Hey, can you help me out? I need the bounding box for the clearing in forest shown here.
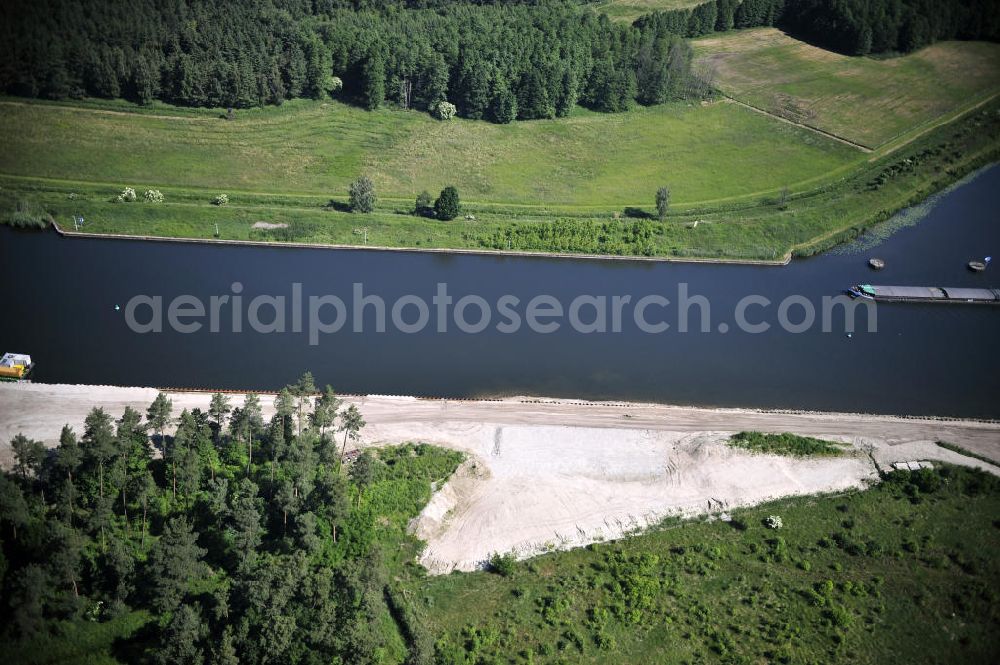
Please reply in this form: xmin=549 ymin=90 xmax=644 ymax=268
xmin=693 ymin=28 xmax=1000 ymax=148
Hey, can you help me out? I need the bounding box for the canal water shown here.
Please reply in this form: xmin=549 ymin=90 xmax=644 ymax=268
xmin=2 ymin=167 xmax=999 ymax=418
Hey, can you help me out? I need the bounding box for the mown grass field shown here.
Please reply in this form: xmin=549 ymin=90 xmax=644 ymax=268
xmin=0 ymin=97 xmax=858 ymax=206
xmin=422 ymin=465 xmax=1000 ymax=664
xmin=693 ymin=29 xmax=1000 ymax=148
xmin=3 ymin=95 xmax=997 ymax=261
xmin=591 ymin=0 xmax=702 ymax=23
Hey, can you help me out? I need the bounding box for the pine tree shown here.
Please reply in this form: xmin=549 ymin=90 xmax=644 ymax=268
xmin=517 ymin=70 xmax=554 ymax=120
xmin=147 ymin=517 xmax=208 ymax=613
xmin=349 ymin=176 xmax=377 ymax=213
xmin=434 ymin=186 xmax=461 ymax=221
xmin=361 ymin=52 xmax=385 ymax=110
xmin=491 ymin=78 xmax=518 ymax=124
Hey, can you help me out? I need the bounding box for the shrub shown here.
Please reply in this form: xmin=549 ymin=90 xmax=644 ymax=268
xmin=415 ymin=190 xmax=433 ymax=216
xmin=349 ymin=176 xmax=376 ymax=213
xmin=488 ymin=551 xmax=516 ymax=577
xmin=143 ymin=189 xmax=164 ymax=203
xmin=115 ymin=186 xmax=137 ymax=203
xmin=730 ymin=432 xmax=845 ymax=457
xmin=765 ymin=515 xmax=783 ymax=529
xmin=212 ymin=194 xmax=229 ymax=206
xmin=2 ymin=199 xmax=51 ymax=229
xmin=434 ymin=186 xmax=460 ymax=221
xmin=824 ymin=605 xmax=854 ymax=628
xmin=433 ymin=100 xmax=456 ymax=120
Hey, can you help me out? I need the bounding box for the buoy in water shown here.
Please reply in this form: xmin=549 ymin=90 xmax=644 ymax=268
xmin=968 ymin=261 xmax=986 ymax=272
xmin=114 ymin=304 xmax=121 ymax=311
xmin=868 ymin=258 xmax=885 ymax=270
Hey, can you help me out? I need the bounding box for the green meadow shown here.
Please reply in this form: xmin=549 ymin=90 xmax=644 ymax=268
xmin=693 ymin=29 xmax=1000 ymax=148
xmin=423 ymin=465 xmax=1000 ymax=664
xmin=0 ymin=98 xmax=857 ymax=207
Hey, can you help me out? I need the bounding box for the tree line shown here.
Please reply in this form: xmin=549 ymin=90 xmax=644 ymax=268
xmin=0 ymin=0 xmax=705 ymax=120
xmin=0 ymin=373 xmax=464 ymax=663
xmin=635 ymin=0 xmax=1000 ymax=55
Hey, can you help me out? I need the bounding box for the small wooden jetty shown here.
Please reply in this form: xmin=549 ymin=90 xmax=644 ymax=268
xmin=865 ymin=285 xmax=1000 ymax=304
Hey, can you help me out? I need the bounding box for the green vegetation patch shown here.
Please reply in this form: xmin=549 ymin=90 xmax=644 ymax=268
xmin=0 ymin=98 xmax=859 ymax=206
xmin=0 ymin=197 xmax=51 ymax=229
xmin=592 ymin=0 xmax=705 ymax=23
xmin=424 ymin=465 xmax=1000 ymax=664
xmin=936 ymin=441 xmax=1000 ymax=467
xmin=0 ymin=376 xmax=463 ymax=665
xmin=693 ymin=29 xmax=1000 ymax=148
xmin=729 ymin=431 xmax=848 ymax=457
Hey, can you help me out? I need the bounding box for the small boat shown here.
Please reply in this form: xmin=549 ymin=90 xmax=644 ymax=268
xmin=0 ymin=352 xmax=33 ymax=382
xmin=869 ymin=258 xmax=885 ymax=270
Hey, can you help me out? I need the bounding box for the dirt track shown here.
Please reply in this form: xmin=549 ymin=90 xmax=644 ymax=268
xmin=2 ymin=383 xmax=998 ymax=572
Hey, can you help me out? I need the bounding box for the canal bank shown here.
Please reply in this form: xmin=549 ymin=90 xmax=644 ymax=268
xmin=3 ymin=382 xmax=999 ymax=571
xmin=50 ymin=221 xmax=793 ymax=266
xmin=2 ymin=165 xmax=999 ymax=418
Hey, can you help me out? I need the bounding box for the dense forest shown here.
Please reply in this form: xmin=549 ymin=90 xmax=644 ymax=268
xmin=0 ymin=374 xmax=464 ymax=664
xmin=0 ymin=0 xmax=702 ymax=120
xmin=637 ymin=0 xmax=1000 ymax=55
xmin=1 ymin=1 xmax=998 ymax=116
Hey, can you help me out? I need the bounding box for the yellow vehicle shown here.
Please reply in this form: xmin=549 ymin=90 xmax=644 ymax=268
xmin=0 ymin=353 xmax=33 ymax=381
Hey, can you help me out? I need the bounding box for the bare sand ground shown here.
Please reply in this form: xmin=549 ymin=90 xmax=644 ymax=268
xmin=2 ymin=383 xmax=998 ymax=572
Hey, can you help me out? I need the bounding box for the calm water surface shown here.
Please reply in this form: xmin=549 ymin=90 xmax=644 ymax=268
xmin=2 ymin=167 xmax=998 ymax=418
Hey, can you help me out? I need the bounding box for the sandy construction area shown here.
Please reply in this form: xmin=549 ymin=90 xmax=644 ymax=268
xmin=2 ymin=383 xmax=999 ymax=572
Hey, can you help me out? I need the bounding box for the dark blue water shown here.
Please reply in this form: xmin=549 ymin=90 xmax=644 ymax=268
xmin=2 ymin=167 xmax=999 ymax=417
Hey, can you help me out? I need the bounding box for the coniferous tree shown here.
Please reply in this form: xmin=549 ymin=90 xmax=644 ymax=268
xmin=146 ymin=516 xmax=208 ymax=614
xmin=491 ymin=78 xmax=518 ymax=124
xmin=361 ymin=53 xmax=385 ymax=110
xmin=349 ymin=176 xmax=377 ymax=213
xmin=434 ymin=186 xmax=461 ymax=221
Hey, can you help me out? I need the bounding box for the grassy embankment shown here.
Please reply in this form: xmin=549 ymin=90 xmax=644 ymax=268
xmin=424 ymin=464 xmax=1000 ymax=664
xmin=692 ymin=29 xmax=1000 ymax=149
xmin=1 ymin=35 xmax=998 ymax=259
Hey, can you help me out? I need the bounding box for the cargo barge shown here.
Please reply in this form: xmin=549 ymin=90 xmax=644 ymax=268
xmin=849 ymin=285 xmax=1000 ymax=305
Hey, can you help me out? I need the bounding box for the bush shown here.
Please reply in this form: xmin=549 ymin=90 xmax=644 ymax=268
xmin=730 ymin=431 xmax=845 ymax=457
xmin=2 ymin=199 xmax=51 ymax=229
xmin=477 ymin=218 xmax=659 ymax=256
xmin=212 ymin=194 xmax=229 ymax=206
xmin=765 ymin=515 xmax=783 ymax=529
xmin=115 ymin=186 xmax=136 ymax=203
xmin=415 ymin=190 xmax=433 ymax=216
xmin=488 ymin=552 xmax=516 ymax=577
xmin=434 ymin=186 xmax=460 ymax=221
xmin=433 ymin=100 xmax=456 ymax=120
xmin=143 ymin=189 xmax=164 ymax=203
xmin=349 ymin=176 xmax=376 ymax=213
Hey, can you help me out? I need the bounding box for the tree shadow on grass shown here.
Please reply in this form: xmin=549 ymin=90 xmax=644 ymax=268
xmin=623 ymin=207 xmax=655 ymax=220
xmin=325 ymin=200 xmax=352 ymax=213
